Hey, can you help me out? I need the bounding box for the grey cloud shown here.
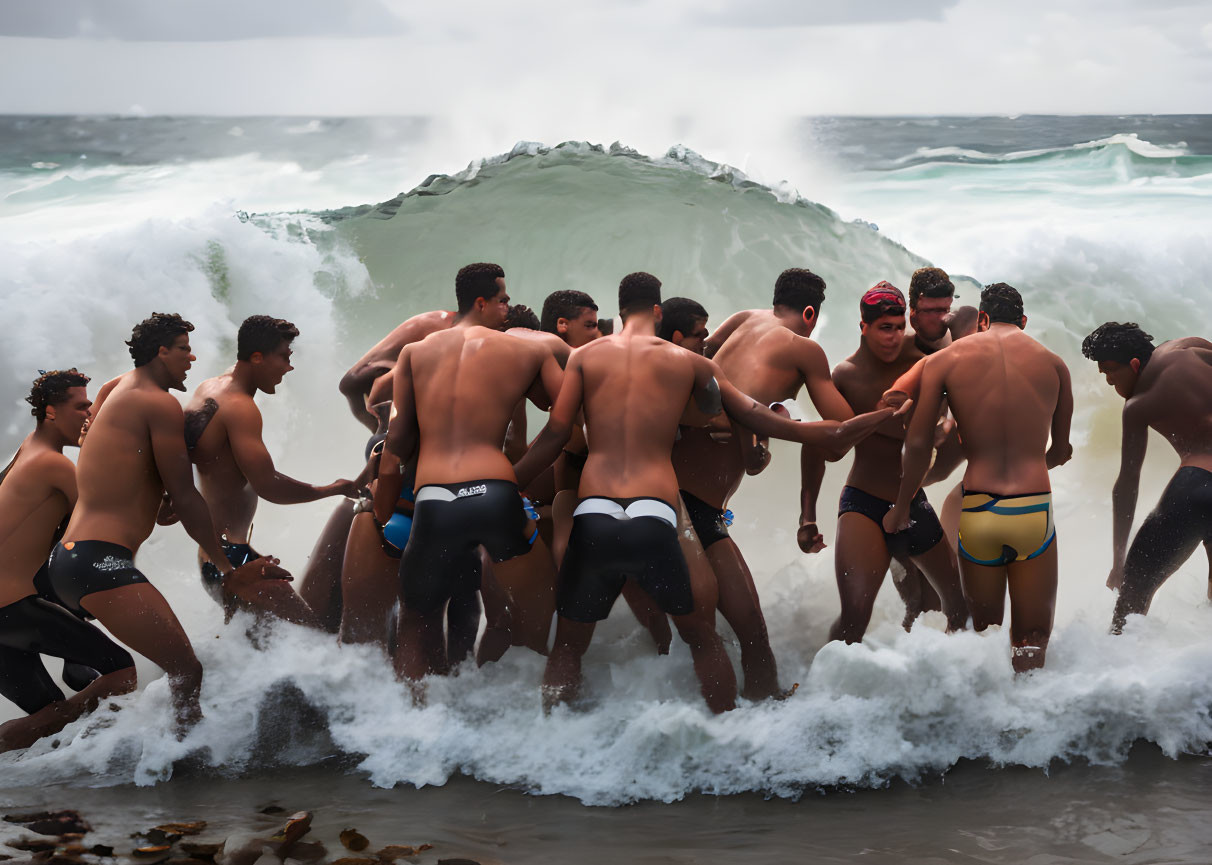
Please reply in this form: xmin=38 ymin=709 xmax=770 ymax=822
xmin=695 ymin=0 xmax=960 ymax=27
xmin=0 ymin=0 xmax=406 ymax=41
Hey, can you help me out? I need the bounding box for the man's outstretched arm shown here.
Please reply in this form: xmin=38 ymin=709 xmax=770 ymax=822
xmin=227 ymin=401 xmax=356 ymax=504
xmin=1108 ymin=404 xmax=1148 ymax=589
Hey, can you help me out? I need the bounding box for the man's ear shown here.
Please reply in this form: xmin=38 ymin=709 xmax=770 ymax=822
xmin=671 ymin=330 xmax=685 ymax=346
xmin=803 ymin=306 xmax=817 ymax=327
xmin=1019 ymin=315 xmax=1028 ymax=330
xmin=859 ymin=321 xmax=868 ymax=336
xmin=250 ymin=351 xmax=264 ymax=365
xmin=557 ymin=317 xmax=569 ymax=335
xmin=977 ymin=311 xmax=991 ymax=332
xmin=653 ymin=304 xmax=663 ymax=323
xmin=45 ymin=405 xmax=56 ymax=422
xmin=1130 ymin=357 xmax=1142 ymax=374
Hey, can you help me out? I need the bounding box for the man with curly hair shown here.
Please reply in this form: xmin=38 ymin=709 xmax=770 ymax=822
xmin=185 ymin=315 xmax=361 ymax=627
xmin=1081 ymin=323 xmax=1212 ymax=632
xmin=46 ymin=313 xmax=281 ymax=732
xmin=0 ymin=370 xmax=137 ymax=752
xmin=884 ymin=284 xmax=1073 ymax=673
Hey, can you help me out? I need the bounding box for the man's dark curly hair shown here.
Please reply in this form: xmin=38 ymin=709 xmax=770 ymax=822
xmin=455 ymin=262 xmax=505 ymax=314
xmin=127 ymin=312 xmax=195 ymax=367
xmin=540 ymin=290 xmax=598 ymax=334
xmin=27 ymin=368 xmax=90 ymax=421
xmin=772 ymin=268 xmax=826 ymax=314
xmin=908 ymin=267 xmax=955 ymax=309
xmin=237 ymin=315 xmax=299 ymax=361
xmin=504 ymin=304 xmax=540 ymax=331
xmin=619 ymin=272 xmax=662 ymax=317
xmin=1082 ymin=322 xmax=1155 ymax=366
xmin=659 ymin=297 xmax=708 ymax=342
xmin=979 ymin=283 xmax=1025 ymax=326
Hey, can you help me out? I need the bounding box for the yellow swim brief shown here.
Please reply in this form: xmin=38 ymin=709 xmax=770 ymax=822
xmin=958 ymin=490 xmax=1055 ymax=566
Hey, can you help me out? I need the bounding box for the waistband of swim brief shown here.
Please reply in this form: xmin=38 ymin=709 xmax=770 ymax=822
xmin=57 ymin=539 xmax=135 ymax=560
xmin=414 ymin=479 xmax=518 ymax=505
xmin=573 ymin=496 xmax=677 ymax=527
xmin=961 ymin=488 xmax=1052 ymax=513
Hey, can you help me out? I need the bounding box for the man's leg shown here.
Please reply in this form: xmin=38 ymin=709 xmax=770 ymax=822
xmin=1113 ymin=504 xmax=1199 ymax=633
xmin=445 ymin=588 xmax=481 ymax=667
xmin=889 ymin=556 xmax=942 ymax=630
xmin=1006 ymin=542 xmax=1058 ymax=673
xmin=706 ymin=538 xmax=781 ymax=699
xmin=80 ymin=584 xmax=204 ymax=732
xmin=542 ymin=616 xmax=596 ymax=712
xmin=958 ymin=557 xmax=1007 ymax=632
xmin=297 ymin=499 xmax=357 ymax=633
xmin=669 ymin=551 xmax=736 ymax=713
xmin=909 ymin=538 xmax=969 ymax=632
xmin=393 ymin=604 xmax=449 ymax=686
xmin=828 ymin=513 xmax=894 ymax=645
xmin=487 ymin=538 xmax=558 ymax=656
xmin=338 ymin=513 xmax=399 ymax=649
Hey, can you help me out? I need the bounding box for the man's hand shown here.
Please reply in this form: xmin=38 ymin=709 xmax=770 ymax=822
xmin=327 ymin=478 xmax=363 ymax=498
xmin=883 ymin=503 xmax=909 ymax=534
xmin=224 ymin=556 xmax=292 ymax=592
xmin=1106 ymin=563 xmax=1124 ymax=591
xmin=797 ymin=521 xmax=826 ymax=554
xmin=156 ymin=493 xmax=179 ymax=526
xmin=879 ymin=389 xmax=911 ymax=411
xmin=1046 ymin=441 xmax=1073 ymax=469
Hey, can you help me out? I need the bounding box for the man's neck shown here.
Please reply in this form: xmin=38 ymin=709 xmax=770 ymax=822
xmin=31 ymin=423 xmax=67 ymax=454
xmin=231 ymin=362 xmax=259 ymax=396
xmin=133 ymin=364 xmax=173 ymax=392
xmin=620 ymin=313 xmax=657 ymax=337
xmin=772 ymin=306 xmax=809 ymax=337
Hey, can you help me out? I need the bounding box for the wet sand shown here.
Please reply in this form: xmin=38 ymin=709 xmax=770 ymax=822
xmin=2 ymin=744 xmax=1209 ymax=864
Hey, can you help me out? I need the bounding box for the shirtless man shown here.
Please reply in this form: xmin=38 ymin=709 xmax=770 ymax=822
xmin=884 ymin=284 xmax=1073 ymax=672
xmin=1080 ymin=324 xmax=1212 ymax=632
xmin=339 ymin=309 xmax=456 ymax=431
xmin=515 ymin=272 xmax=898 ymax=713
xmin=46 ymin=313 xmax=281 ymax=730
xmin=186 ymin=315 xmax=360 ymax=626
xmin=376 ymin=263 xmax=564 ymax=684
xmin=0 ymin=370 xmax=136 ymax=752
xmin=828 ymin=283 xmax=967 ymax=643
xmin=676 ymin=268 xmax=853 ymax=700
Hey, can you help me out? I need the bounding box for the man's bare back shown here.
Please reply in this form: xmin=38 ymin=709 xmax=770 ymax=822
xmin=340 ymin=310 xmax=456 ymax=430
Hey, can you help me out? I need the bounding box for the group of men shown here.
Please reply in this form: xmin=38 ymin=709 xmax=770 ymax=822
xmin=1 ymin=261 xmax=1208 ymax=751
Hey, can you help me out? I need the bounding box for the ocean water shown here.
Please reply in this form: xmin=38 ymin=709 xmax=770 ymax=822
xmin=1 ymin=115 xmax=1211 ymax=858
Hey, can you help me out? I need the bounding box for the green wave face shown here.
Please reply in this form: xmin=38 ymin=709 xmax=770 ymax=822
xmin=318 ymin=143 xmax=937 ymax=333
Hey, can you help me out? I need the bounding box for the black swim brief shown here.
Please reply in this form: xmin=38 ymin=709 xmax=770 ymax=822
xmin=0 ymin=594 xmax=134 ymax=715
xmin=680 ymin=489 xmax=732 ymax=549
xmin=557 ymin=497 xmax=694 ymax=623
xmin=838 ymin=485 xmax=944 ymax=558
xmin=199 ymin=541 xmax=261 ymax=604
xmin=399 ymin=479 xmax=533 ymax=614
xmin=46 ymin=540 xmax=150 ymax=619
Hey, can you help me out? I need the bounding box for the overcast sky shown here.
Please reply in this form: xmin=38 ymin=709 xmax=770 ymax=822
xmin=0 ymin=0 xmax=1208 ymax=117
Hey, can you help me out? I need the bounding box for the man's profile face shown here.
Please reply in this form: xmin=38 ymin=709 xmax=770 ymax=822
xmin=561 ymin=307 xmax=600 ymax=348
xmin=481 ymin=278 xmax=511 ymax=330
xmin=861 ymin=314 xmax=907 ymax=363
xmin=256 ymin=341 xmax=295 ymax=394
xmin=52 ymin=386 xmax=92 ymax=445
xmin=676 ymin=317 xmax=711 ymax=355
xmin=911 ymin=295 xmax=953 ymax=342
xmin=161 ymin=334 xmax=195 ymax=391
xmin=1097 ymin=359 xmax=1139 ymax=399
